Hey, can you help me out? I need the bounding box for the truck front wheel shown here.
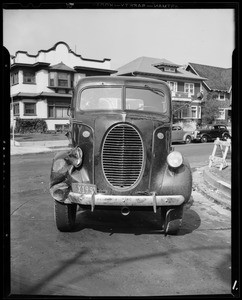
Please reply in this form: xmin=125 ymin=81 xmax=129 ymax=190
xmin=54 ymin=200 xmax=77 ymax=232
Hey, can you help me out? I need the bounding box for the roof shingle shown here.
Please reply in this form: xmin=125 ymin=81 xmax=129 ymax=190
xmin=188 ymin=62 xmax=231 ymax=91
xmin=49 ymin=61 xmax=76 ymax=72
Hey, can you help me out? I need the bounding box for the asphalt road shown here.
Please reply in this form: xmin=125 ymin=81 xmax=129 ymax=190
xmin=9 ymin=143 xmax=231 ymax=297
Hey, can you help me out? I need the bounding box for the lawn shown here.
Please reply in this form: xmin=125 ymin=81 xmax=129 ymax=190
xmin=10 ymin=132 xmax=68 ymax=142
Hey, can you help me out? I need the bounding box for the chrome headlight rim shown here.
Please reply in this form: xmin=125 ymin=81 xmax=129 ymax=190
xmin=167 ymin=151 xmax=183 ymax=169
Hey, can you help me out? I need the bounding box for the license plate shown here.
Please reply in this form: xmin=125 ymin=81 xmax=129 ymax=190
xmin=72 ymin=183 xmax=97 ymax=195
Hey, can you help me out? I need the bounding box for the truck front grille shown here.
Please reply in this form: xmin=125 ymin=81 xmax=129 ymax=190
xmin=102 ymin=123 xmax=144 ymax=189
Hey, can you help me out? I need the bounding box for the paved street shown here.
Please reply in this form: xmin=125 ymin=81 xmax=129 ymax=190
xmin=10 ymin=144 xmax=231 ymax=296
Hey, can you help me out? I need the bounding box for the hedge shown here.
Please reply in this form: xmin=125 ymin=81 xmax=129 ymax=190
xmin=15 ymin=118 xmax=48 ymax=133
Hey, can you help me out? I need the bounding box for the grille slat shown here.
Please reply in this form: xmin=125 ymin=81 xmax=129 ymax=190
xmin=102 ymin=124 xmax=144 ymax=189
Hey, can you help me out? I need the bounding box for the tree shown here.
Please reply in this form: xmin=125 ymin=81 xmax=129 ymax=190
xmin=172 ymin=102 xmax=190 ymax=122
xmin=201 ymin=91 xmax=221 ymax=125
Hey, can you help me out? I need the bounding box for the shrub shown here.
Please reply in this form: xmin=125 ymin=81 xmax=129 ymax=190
xmin=15 ymin=118 xmax=47 ymax=133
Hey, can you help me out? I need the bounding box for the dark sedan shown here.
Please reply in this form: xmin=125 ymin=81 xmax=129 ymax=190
xmin=193 ymin=124 xmax=231 ymax=143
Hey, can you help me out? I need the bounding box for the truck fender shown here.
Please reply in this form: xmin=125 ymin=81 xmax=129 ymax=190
xmin=50 ymin=150 xmax=72 ymax=188
xmin=50 ymin=149 xmax=90 ymax=190
xmin=156 ymin=158 xmax=192 ymax=203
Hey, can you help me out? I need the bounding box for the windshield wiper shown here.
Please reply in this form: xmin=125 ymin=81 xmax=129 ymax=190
xmin=144 ymin=85 xmax=165 ymax=97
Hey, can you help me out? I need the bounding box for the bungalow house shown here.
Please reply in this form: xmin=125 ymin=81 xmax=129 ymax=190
xmin=186 ymin=63 xmax=232 ymax=125
xmin=10 ymin=41 xmax=115 ymax=131
xmin=114 ymin=56 xmax=206 ymax=128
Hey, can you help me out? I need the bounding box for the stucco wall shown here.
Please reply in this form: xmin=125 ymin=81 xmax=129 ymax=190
xmin=12 ymin=42 xmax=111 ymax=70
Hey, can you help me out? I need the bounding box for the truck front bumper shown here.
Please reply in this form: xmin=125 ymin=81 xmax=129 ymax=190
xmin=64 ymin=192 xmax=185 ymax=213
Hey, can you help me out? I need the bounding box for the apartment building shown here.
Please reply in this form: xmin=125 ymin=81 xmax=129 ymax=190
xmin=10 ymin=41 xmax=115 ymax=131
xmin=186 ymin=62 xmax=232 ymax=124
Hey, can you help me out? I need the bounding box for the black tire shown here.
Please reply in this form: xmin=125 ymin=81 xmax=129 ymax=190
xmin=161 ymin=205 xmax=184 ymax=235
xmin=201 ymin=135 xmax=208 ymax=143
xmin=185 ymin=135 xmax=191 ymax=144
xmin=54 ymin=200 xmax=77 ymax=232
xmin=223 ymin=133 xmax=230 ymax=141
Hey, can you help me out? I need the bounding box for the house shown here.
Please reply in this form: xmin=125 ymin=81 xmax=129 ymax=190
xmin=114 ymin=57 xmax=206 ymax=128
xmin=186 ymin=63 xmax=232 ymax=124
xmin=10 ymin=41 xmax=116 ymax=131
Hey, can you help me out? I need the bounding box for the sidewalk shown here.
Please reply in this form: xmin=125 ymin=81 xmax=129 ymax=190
xmin=10 ymin=139 xmax=231 ymax=209
xmin=10 ymin=139 xmax=71 ymax=155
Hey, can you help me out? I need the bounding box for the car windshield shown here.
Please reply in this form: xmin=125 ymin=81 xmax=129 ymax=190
xmin=79 ymin=86 xmax=168 ymax=114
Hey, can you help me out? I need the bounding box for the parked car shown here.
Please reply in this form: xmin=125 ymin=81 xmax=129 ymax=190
xmin=49 ymin=76 xmax=192 ymax=235
xmin=171 ymin=125 xmax=194 ymax=144
xmin=193 ymin=124 xmax=231 ymax=143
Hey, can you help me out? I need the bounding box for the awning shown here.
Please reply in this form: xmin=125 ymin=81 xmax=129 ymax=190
xmin=12 ymin=92 xmax=72 ymax=99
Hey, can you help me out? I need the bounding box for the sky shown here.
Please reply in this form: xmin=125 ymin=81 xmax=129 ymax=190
xmin=3 ymin=8 xmax=235 ymax=70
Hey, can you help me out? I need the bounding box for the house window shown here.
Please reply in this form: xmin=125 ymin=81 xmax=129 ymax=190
xmin=181 ymin=107 xmax=190 ymax=118
xmin=218 ymin=108 xmax=225 ymax=119
xmin=198 ymin=106 xmax=201 ymax=118
xmin=23 ymin=70 xmax=35 ymax=84
xmin=55 ymin=124 xmax=70 ymax=132
xmin=49 ymin=72 xmax=55 ymax=86
xmin=191 ymin=106 xmax=197 ymax=118
xmin=10 ymin=71 xmax=19 ymax=85
xmin=184 ymin=83 xmax=194 ymax=95
xmin=24 ymin=103 xmax=36 ymax=115
xmin=218 ymin=93 xmax=225 ymax=101
xmin=164 ymin=67 xmax=176 ymax=72
xmin=167 ymin=81 xmax=177 ymax=92
xmin=49 ymin=72 xmax=71 ymax=88
xmin=13 ymin=103 xmax=20 ymax=116
xmin=48 ymin=101 xmax=69 ymax=118
xmin=58 ymin=73 xmax=69 ymax=87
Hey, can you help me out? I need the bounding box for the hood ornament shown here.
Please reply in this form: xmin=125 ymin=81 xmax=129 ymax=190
xmin=121 ymin=113 xmax=127 ymax=122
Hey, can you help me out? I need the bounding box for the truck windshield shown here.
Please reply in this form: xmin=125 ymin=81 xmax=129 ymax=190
xmin=79 ymin=86 xmax=168 ymax=114
xmin=80 ymin=87 xmax=122 ymax=111
xmin=125 ymin=87 xmax=168 ymax=114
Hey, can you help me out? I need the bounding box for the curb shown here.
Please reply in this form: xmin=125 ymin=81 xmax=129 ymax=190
xmin=10 ymin=146 xmax=71 ymax=156
xmin=192 ymin=167 xmax=231 ymax=210
xmin=203 ymin=168 xmax=231 ymax=197
xmin=19 ymin=140 xmax=70 ymax=147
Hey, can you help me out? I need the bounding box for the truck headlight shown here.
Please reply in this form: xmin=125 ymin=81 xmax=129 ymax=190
xmin=68 ymin=146 xmax=83 ymax=168
xmin=167 ymin=151 xmax=183 ymax=168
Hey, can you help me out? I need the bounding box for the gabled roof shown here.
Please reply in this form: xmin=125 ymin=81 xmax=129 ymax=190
xmin=115 ymin=56 xmax=206 ymax=81
xmin=49 ymin=61 xmax=76 ymax=72
xmin=187 ymin=62 xmax=232 ymax=91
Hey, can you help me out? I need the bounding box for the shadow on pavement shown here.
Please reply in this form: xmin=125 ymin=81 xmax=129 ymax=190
xmin=216 ymin=253 xmax=231 ymax=286
xmin=72 ymin=196 xmax=201 ymax=236
xmin=24 ymin=249 xmax=88 ymax=295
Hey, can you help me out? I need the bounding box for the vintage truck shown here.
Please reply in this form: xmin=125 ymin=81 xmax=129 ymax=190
xmin=49 ymin=76 xmax=192 ymax=235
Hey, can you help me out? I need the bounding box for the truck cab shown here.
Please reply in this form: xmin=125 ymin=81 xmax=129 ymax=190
xmin=50 ymin=76 xmax=192 ymax=235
